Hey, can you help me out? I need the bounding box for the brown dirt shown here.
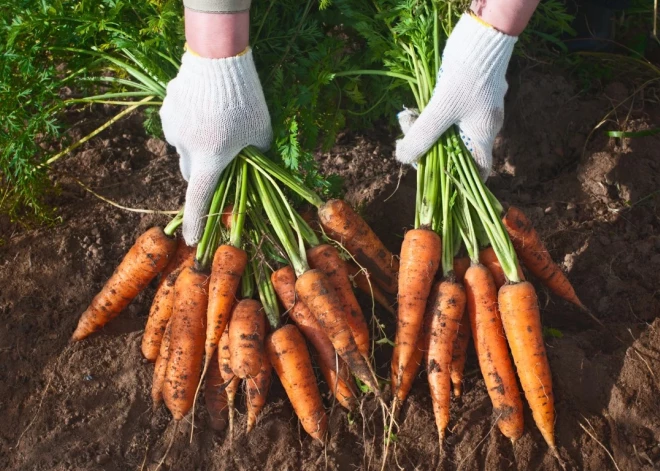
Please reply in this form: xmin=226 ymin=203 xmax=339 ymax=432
xmin=1 ymin=68 xmax=659 ymax=471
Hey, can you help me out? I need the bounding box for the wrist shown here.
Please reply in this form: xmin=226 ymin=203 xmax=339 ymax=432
xmin=470 ymin=0 xmax=540 ymax=36
xmin=185 ymin=8 xmax=249 ymax=59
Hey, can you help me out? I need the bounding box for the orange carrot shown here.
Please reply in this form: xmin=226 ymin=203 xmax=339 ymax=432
xmin=346 ymin=261 xmax=395 ymax=315
xmin=204 ymin=351 xmax=229 ymax=432
xmin=453 ymin=256 xmax=470 ymax=283
xmin=203 ymin=245 xmax=248 ymax=374
xmin=307 ymin=244 xmax=371 ymax=359
xmin=502 ymin=206 xmax=584 ymax=309
xmin=499 ymin=281 xmax=556 ymax=450
xmin=72 ymin=227 xmax=177 ymax=341
xmin=478 ymin=246 xmax=524 ymax=289
xmin=246 ymin=356 xmax=272 ymax=433
xmin=426 ymin=279 xmax=466 ymax=445
xmin=221 ymin=204 xmax=234 ymax=230
xmin=391 ymin=330 xmax=425 ymax=406
xmin=142 ymin=239 xmax=195 ymax=361
xmin=151 ymin=319 xmax=172 ymax=409
xmin=392 ymin=228 xmax=441 ymax=392
xmin=229 ymin=299 xmax=266 ymax=379
xmin=271 ymin=266 xmax=356 ymax=410
xmin=318 ymin=199 xmax=399 ymax=294
xmin=295 ymin=269 xmax=379 ymax=393
xmin=162 ymin=267 xmax=208 ymax=421
xmin=219 ymin=324 xmax=239 ymax=439
xmin=449 ymin=309 xmax=470 ymax=398
xmin=266 ymin=325 xmax=328 ymax=442
xmin=464 ymin=264 xmax=523 ymax=441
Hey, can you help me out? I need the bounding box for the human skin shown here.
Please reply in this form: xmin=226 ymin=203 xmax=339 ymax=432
xmin=471 ymin=0 xmax=541 ymax=36
xmin=184 ymin=9 xmax=250 ymax=58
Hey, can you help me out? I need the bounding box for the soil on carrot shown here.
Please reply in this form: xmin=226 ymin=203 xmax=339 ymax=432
xmin=1 ymin=69 xmax=659 ymax=471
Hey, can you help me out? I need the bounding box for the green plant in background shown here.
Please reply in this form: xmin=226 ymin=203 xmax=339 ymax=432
xmin=1 ymin=0 xmax=347 ymax=222
xmin=1 ymin=0 xmax=575 ymax=223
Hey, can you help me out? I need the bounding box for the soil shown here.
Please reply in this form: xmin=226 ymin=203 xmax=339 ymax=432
xmin=1 ymin=68 xmax=659 ymax=471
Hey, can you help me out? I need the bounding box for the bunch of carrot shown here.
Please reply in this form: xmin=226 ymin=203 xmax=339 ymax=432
xmin=70 ymin=146 xmax=399 ymax=443
xmin=332 ymin=2 xmax=589 ymax=463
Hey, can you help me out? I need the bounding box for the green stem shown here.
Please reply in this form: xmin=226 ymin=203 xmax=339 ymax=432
xmin=229 ymin=159 xmax=249 ymax=248
xmin=333 ymin=69 xmax=418 ymax=86
xmin=251 ymin=248 xmax=281 ymax=330
xmin=241 ymin=147 xmax=323 ymax=207
xmin=251 ymin=168 xmax=309 ymax=277
xmin=196 ymin=161 xmax=236 ymax=267
xmin=164 ymin=210 xmax=184 ymax=236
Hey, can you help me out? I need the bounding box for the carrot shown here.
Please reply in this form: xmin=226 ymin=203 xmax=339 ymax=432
xmin=204 ymin=351 xmax=229 ymax=432
xmin=392 ymin=228 xmax=441 ymax=392
xmin=295 ymin=269 xmax=379 ymax=393
xmin=318 ymin=199 xmax=399 ymax=294
xmin=307 ymin=244 xmax=370 ymax=359
xmin=219 ymin=324 xmax=240 ymax=439
xmin=502 ymin=206 xmax=584 ymax=309
xmin=464 ymin=264 xmax=523 ymax=441
xmin=391 ymin=330 xmax=425 ymax=406
xmin=229 ymin=299 xmax=266 ymax=379
xmin=142 ymin=239 xmax=195 ymax=361
xmin=271 ymin=266 xmax=356 ymax=410
xmin=298 ymin=206 xmax=320 ymax=234
xmin=151 ymin=319 xmax=172 ymax=409
xmin=425 ymin=279 xmax=466 ymax=445
xmin=203 ymin=244 xmax=248 ymax=375
xmin=453 ymin=256 xmax=470 ymax=283
xmin=246 ymin=356 xmax=272 ymax=433
xmin=72 ymin=227 xmax=177 ymax=341
xmin=449 ymin=310 xmax=470 ymax=398
xmin=478 ymin=246 xmax=524 ymax=289
xmin=221 ymin=204 xmax=234 ymax=230
xmin=499 ymin=281 xmax=556 ymax=450
xmin=162 ymin=267 xmax=208 ymax=421
xmin=266 ymin=324 xmax=328 ymax=442
xmin=346 ymin=261 xmax=395 ymax=315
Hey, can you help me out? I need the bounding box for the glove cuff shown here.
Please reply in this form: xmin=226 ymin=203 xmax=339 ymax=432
xmin=179 ymin=48 xmax=263 ymax=103
xmin=443 ymin=13 xmax=517 ymax=77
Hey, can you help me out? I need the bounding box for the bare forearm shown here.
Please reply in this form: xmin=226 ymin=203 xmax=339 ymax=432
xmin=471 ymin=0 xmax=540 ymax=36
xmin=185 ymin=9 xmax=249 ymax=58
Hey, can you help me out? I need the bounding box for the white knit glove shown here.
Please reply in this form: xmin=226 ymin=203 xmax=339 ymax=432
xmin=160 ymin=48 xmax=272 ymax=245
xmin=395 ymin=14 xmax=517 ymax=180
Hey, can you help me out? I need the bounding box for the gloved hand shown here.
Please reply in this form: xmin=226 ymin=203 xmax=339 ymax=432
xmin=160 ymin=48 xmax=272 ymax=245
xmin=395 ymin=13 xmax=517 ymax=180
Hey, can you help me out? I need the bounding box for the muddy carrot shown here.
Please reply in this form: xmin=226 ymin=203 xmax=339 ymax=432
xmin=246 ymin=356 xmax=272 ymax=433
xmin=162 ymin=267 xmax=208 ymax=421
xmin=295 ymin=269 xmax=380 ymax=393
xmin=453 ymin=256 xmax=471 ymax=283
xmin=151 ymin=319 xmax=172 ymax=409
xmin=502 ymin=206 xmax=584 ymax=309
xmin=426 ymin=279 xmax=467 ymax=445
xmin=271 ymin=266 xmax=356 ymax=410
xmin=499 ymin=281 xmax=556 ymax=450
xmin=346 ymin=261 xmax=396 ymax=315
xmin=391 ymin=330 xmax=425 ymax=407
xmin=392 ymin=228 xmax=441 ymax=392
xmin=479 ymin=246 xmax=524 ymax=289
xmin=204 ymin=351 xmax=229 ymax=432
xmin=465 ymin=264 xmax=524 ymax=442
xmin=307 ymin=244 xmax=371 ymax=359
xmin=318 ymin=199 xmax=399 ymax=294
xmin=72 ymin=227 xmax=177 ymax=341
xmin=266 ymin=324 xmax=328 ymax=442
xmin=203 ymin=244 xmax=248 ymax=375
xmin=142 ymin=239 xmax=195 ymax=361
xmin=449 ymin=309 xmax=470 ymax=398
xmin=229 ymin=299 xmax=266 ymax=379
xmin=219 ymin=324 xmax=239 ymax=439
